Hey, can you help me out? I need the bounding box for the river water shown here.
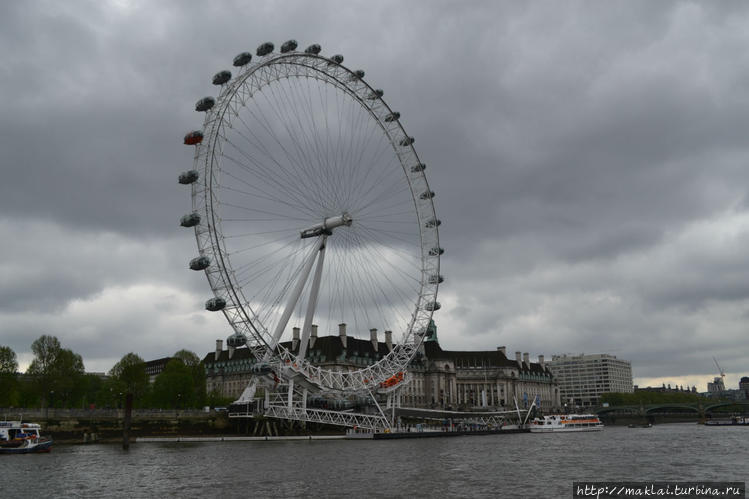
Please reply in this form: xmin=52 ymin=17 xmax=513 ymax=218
xmin=2 ymin=424 xmax=747 ymax=498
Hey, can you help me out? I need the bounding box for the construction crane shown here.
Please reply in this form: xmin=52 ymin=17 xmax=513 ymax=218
xmin=713 ymin=357 xmax=726 ymax=390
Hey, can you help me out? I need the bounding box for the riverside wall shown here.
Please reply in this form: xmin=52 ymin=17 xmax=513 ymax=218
xmin=1 ymin=408 xmax=344 ymax=443
xmin=1 ymin=408 xmax=233 ymax=443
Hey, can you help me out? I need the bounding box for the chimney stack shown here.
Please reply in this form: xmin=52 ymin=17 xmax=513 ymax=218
xmin=228 ymin=345 xmax=235 ymax=359
xmin=497 ymin=346 xmax=506 ymax=356
xmin=523 ymin=352 xmax=529 ymax=367
xmin=515 ymin=351 xmax=522 ymax=364
xmin=310 ymin=324 xmax=318 ymax=348
xmin=385 ymin=330 xmax=393 ymax=351
xmin=370 ymin=328 xmax=378 ymax=351
xmin=292 ymin=327 xmax=300 ymax=351
xmin=215 ymin=339 xmax=223 ymax=361
xmin=339 ymin=323 xmax=347 ymax=349
xmin=538 ymin=355 xmax=545 ymax=367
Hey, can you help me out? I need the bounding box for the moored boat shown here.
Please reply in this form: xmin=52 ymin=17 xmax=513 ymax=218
xmin=530 ymin=414 xmax=604 ymax=433
xmin=704 ymin=416 xmax=749 ymax=426
xmin=0 ymin=421 xmax=53 ymax=454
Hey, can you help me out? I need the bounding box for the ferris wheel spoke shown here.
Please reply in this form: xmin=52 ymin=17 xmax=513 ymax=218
xmin=232 ymin=111 xmax=320 ymax=204
xmin=349 ymin=228 xmax=423 ymax=282
xmin=341 ymin=232 xmax=413 ymax=330
xmin=263 ymin=82 xmax=335 ymax=208
xmin=221 ymin=146 xmax=322 ymax=218
xmin=244 ymin=93 xmax=330 ymax=213
xmin=345 ymin=228 xmax=422 ymax=297
xmin=225 ymin=125 xmax=324 ymax=213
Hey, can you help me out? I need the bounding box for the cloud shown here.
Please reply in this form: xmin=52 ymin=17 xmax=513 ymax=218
xmin=2 ymin=1 xmax=749 ymax=389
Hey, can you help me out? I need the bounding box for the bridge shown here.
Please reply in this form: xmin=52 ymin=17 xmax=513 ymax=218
xmin=592 ymin=400 xmax=749 ymax=418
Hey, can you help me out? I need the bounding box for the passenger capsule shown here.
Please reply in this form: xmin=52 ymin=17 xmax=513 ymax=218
xmin=305 ymin=44 xmax=322 ymax=54
xmin=400 ymin=136 xmax=415 ymax=146
xmin=429 ymin=247 xmax=444 ymax=256
xmin=367 ymin=89 xmax=384 ymax=100
xmin=252 ymin=363 xmax=274 ymax=374
xmin=180 ymin=212 xmax=201 ymax=227
xmin=183 ymin=131 xmax=204 ymax=145
xmin=212 ymin=70 xmax=231 ymax=85
xmin=257 ymin=42 xmax=274 ymax=56
xmin=178 ymin=170 xmax=199 ymax=184
xmin=195 ymin=97 xmax=215 ymax=112
xmin=384 ymin=112 xmax=400 ymax=122
xmin=280 ymin=40 xmax=298 ymax=53
xmin=410 ymin=163 xmax=426 ymax=173
xmin=233 ymin=52 xmax=253 ymax=66
xmin=205 ymin=297 xmax=226 ymax=311
xmin=425 ymin=301 xmax=441 ymax=311
xmin=226 ymin=332 xmax=247 ymax=348
xmin=328 ymin=54 xmax=344 ymax=65
xmin=428 ymin=274 xmax=445 ymax=284
xmin=351 ymin=70 xmax=365 ymax=79
xmin=189 ymin=256 xmax=211 ymax=271
xmin=419 ymin=190 xmax=435 ymax=200
xmin=425 ymin=218 xmax=441 ymax=228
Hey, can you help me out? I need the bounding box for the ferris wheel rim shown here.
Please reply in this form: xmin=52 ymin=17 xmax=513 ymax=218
xmin=188 ymin=48 xmax=440 ymax=391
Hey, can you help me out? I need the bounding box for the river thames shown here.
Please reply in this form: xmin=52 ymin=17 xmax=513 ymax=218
xmin=2 ymin=423 xmax=747 ymax=498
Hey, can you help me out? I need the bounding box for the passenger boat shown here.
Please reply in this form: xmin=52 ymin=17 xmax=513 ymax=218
xmin=704 ymin=416 xmax=749 ymax=426
xmin=0 ymin=421 xmax=53 ymax=454
xmin=530 ymin=414 xmax=604 ymax=432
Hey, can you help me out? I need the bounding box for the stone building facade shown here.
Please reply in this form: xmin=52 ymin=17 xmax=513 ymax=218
xmin=203 ymin=322 xmax=560 ymax=410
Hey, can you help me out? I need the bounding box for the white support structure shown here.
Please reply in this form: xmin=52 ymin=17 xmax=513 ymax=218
xmin=297 ymin=236 xmax=327 ymax=361
xmin=264 ymin=406 xmax=389 ymax=431
xmin=266 ymin=242 xmax=322 ymax=358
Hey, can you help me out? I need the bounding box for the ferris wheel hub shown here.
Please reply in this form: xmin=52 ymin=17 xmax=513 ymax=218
xmin=300 ymin=212 xmax=353 ymax=239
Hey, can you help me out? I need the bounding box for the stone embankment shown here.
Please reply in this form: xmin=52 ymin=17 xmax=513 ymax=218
xmin=1 ymin=408 xmax=232 ymax=444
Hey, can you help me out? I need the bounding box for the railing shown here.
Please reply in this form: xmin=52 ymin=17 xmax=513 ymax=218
xmin=0 ymin=408 xmax=218 ymax=419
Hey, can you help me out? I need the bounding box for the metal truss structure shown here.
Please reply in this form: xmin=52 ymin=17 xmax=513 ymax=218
xmin=181 ymin=40 xmax=441 ymax=408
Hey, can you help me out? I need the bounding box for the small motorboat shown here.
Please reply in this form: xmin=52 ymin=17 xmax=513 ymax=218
xmin=0 ymin=421 xmax=53 ymax=454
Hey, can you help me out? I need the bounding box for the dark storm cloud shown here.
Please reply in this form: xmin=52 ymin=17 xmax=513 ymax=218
xmin=2 ymin=0 xmax=749 ymax=387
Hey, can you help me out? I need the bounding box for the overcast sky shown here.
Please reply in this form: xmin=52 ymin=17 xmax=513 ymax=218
xmin=2 ymin=0 xmax=748 ymax=391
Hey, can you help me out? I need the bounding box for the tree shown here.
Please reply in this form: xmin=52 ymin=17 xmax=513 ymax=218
xmin=29 ymin=335 xmax=61 ymax=374
xmin=173 ymin=349 xmax=200 ymax=367
xmin=173 ymin=349 xmax=207 ymax=407
xmin=0 ymin=346 xmax=19 ymax=406
xmin=49 ymin=349 xmax=85 ymax=407
xmin=26 ymin=335 xmax=86 ymax=408
xmin=109 ymin=353 xmax=149 ymax=405
xmin=0 ymin=346 xmax=18 ymax=374
xmin=27 ymin=335 xmax=62 ymax=408
xmin=151 ymin=359 xmax=196 ymax=409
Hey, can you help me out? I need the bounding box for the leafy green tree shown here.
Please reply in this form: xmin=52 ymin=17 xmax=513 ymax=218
xmin=79 ymin=373 xmax=104 ymax=409
xmin=173 ymin=349 xmax=206 ymax=407
xmin=27 ymin=335 xmax=63 ymax=408
xmin=152 ymin=359 xmax=196 ymax=408
xmin=48 ymin=348 xmax=85 ymax=407
xmin=0 ymin=346 xmax=18 ymax=374
xmin=109 ymin=353 xmax=149 ymax=408
xmin=0 ymin=346 xmax=19 ymax=406
xmin=26 ymin=335 xmax=86 ymax=408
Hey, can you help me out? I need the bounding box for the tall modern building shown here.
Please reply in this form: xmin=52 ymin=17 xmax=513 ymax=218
xmin=549 ymin=353 xmax=633 ymax=408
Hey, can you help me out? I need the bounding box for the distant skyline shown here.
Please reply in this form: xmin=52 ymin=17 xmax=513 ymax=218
xmin=2 ymin=1 xmax=749 ymax=392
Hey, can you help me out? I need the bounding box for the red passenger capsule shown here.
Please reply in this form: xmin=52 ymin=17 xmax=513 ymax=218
xmin=184 ymin=131 xmax=204 ymax=145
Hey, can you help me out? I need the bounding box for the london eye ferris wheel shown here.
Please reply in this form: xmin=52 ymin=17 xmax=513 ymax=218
xmin=179 ymin=40 xmax=442 ymax=395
